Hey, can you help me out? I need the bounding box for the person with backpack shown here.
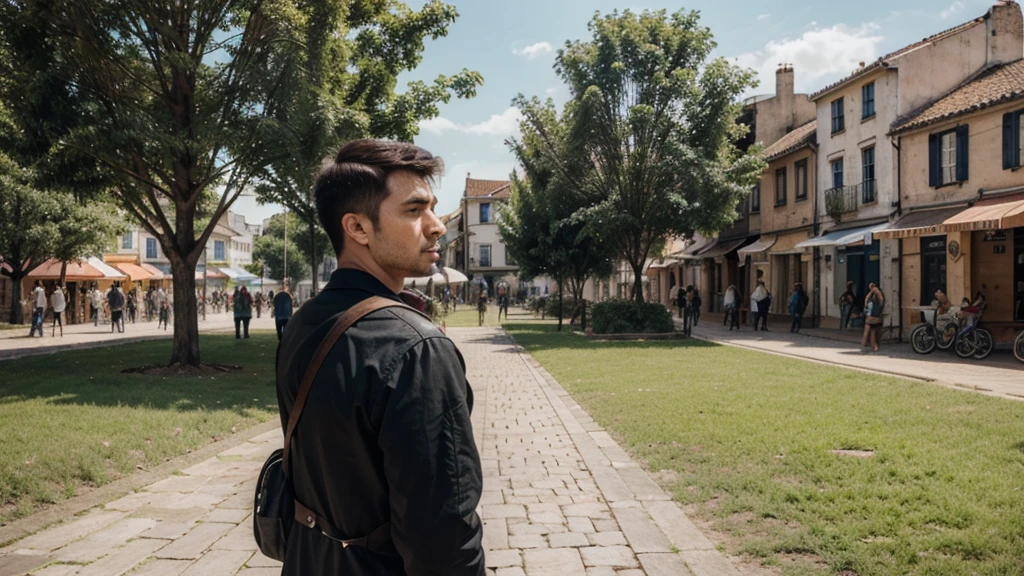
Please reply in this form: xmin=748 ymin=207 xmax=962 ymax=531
xmin=107 ymin=281 xmax=126 ymax=333
xmin=234 ymin=285 xmax=253 ymax=338
xmin=271 ymin=140 xmax=484 ymax=575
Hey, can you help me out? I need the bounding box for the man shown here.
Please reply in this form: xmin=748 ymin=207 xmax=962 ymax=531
xmin=275 ymin=139 xmax=484 ymax=575
xmin=51 ymin=282 xmax=67 ymax=337
xmin=156 ymin=287 xmax=170 ymax=330
xmin=752 ymin=280 xmax=770 ymax=331
xmin=91 ymin=284 xmax=104 ymax=326
xmin=273 ymin=285 xmax=293 ymax=341
xmin=107 ymin=281 xmax=125 ymax=333
xmin=28 ymin=280 xmax=46 ymax=337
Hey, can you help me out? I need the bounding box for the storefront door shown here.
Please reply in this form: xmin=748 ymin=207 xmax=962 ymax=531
xmin=844 ymin=243 xmax=880 ymax=302
xmin=921 ymin=236 xmax=947 ymax=307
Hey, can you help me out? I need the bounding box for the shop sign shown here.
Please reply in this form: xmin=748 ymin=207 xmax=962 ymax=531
xmin=948 ymin=240 xmax=962 ymax=262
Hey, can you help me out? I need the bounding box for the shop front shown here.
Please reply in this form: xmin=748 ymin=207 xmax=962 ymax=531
xmin=697 ymin=238 xmax=747 ymax=313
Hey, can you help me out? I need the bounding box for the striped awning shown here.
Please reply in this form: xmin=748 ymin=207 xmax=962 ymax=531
xmin=875 ymin=207 xmax=965 ymax=239
xmin=112 ymin=262 xmax=155 ymax=281
xmin=941 ymin=197 xmax=1024 ymax=232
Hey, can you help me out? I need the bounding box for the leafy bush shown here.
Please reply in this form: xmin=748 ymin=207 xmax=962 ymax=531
xmin=591 ymin=299 xmax=674 ymax=334
xmin=544 ymin=293 xmax=579 ymax=320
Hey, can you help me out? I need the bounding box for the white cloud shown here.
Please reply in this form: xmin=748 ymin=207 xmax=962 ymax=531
xmin=733 ymin=23 xmax=884 ymax=94
xmin=939 ymin=1 xmax=965 ymax=19
xmin=757 ymin=14 xmax=771 ymax=21
xmin=513 ymin=41 xmax=554 ymax=60
xmin=417 ymin=107 xmax=523 ymax=138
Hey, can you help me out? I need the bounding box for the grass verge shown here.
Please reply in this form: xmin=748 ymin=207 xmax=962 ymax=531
xmin=506 ymin=322 xmax=1024 ymax=576
xmin=0 ymin=332 xmax=278 ymax=524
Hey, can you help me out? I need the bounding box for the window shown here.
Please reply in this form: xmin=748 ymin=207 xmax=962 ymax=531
xmin=929 ymin=126 xmax=968 ymax=186
xmin=861 ymin=147 xmax=876 ymax=203
xmin=121 ymin=231 xmax=133 ymax=250
xmin=1002 ymin=109 xmax=1024 ymax=169
xmin=146 ymin=238 xmax=157 ymax=259
xmin=479 ymin=202 xmax=491 ymax=224
xmin=479 ymin=244 xmax=491 ymax=267
xmin=795 ymin=160 xmax=808 ymax=201
xmin=750 ymin=182 xmax=761 ymax=213
xmin=862 ymin=83 xmax=875 ymax=119
xmin=831 ymin=97 xmax=845 ymax=133
xmin=831 ymin=158 xmax=844 ymax=189
xmin=214 ymin=240 xmax=225 ymax=261
xmin=774 ymin=168 xmax=787 ymax=206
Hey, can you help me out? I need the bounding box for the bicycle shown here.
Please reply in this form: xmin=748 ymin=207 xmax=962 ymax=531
xmin=909 ymin=304 xmax=958 ymax=354
xmin=953 ymin=302 xmax=994 ymax=360
xmin=1013 ymin=329 xmax=1024 ymax=363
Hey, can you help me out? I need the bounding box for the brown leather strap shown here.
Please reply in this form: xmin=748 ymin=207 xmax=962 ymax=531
xmin=294 ymin=500 xmax=392 ymax=551
xmin=283 ymin=296 xmax=407 ymax=472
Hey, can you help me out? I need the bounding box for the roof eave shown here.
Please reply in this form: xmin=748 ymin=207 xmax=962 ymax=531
xmin=891 ymin=92 xmax=1024 ymax=136
xmin=810 ymin=63 xmax=889 ymax=102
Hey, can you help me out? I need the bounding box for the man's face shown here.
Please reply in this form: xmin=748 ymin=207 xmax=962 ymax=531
xmin=366 ymin=171 xmax=445 ymax=278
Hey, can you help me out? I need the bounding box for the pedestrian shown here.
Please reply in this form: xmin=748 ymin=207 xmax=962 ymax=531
xmin=273 ymin=139 xmax=484 ymax=575
xmin=51 ymin=282 xmax=67 ymax=337
xmin=272 ymin=285 xmax=293 ymax=341
xmin=675 ymin=283 xmax=686 ymax=320
xmin=498 ymin=292 xmax=509 ymax=322
xmin=126 ymin=289 xmax=137 ymax=324
xmin=684 ymin=285 xmax=695 ymax=333
xmin=107 ymin=281 xmax=126 ymax=333
xmin=476 ymin=289 xmax=488 ymax=326
xmin=91 ymin=284 xmax=104 ymax=326
xmin=28 ymin=280 xmax=46 ymax=337
xmin=254 ymin=290 xmax=263 ymax=319
xmin=788 ymin=283 xmax=803 ymax=333
xmin=157 ymin=287 xmax=170 ymax=330
xmin=860 ymin=282 xmax=885 ymax=353
xmin=839 ymin=280 xmax=857 ymax=331
xmin=752 ymin=280 xmax=770 ymax=331
xmin=234 ymin=285 xmax=252 ymax=339
xmin=723 ymin=284 xmax=740 ymax=330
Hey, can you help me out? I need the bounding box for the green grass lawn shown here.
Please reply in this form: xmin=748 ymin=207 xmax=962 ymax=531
xmin=506 ymin=322 xmax=1024 ymax=576
xmin=0 ymin=333 xmax=279 ymax=524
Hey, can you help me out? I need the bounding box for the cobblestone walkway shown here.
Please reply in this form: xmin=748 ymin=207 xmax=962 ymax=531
xmin=0 ymin=327 xmax=743 ymax=576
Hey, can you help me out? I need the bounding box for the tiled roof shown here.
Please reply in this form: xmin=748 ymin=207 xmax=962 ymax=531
xmin=761 ymin=120 xmax=817 ymax=162
xmin=810 ymin=17 xmax=985 ymax=101
xmin=890 ymin=59 xmax=1024 ymax=134
xmin=465 ymin=177 xmax=511 ymax=199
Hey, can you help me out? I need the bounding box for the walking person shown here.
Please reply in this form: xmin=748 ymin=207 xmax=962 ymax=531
xmin=157 ymin=287 xmax=170 ymax=330
xmin=272 ymin=285 xmax=293 ymax=341
xmin=839 ymin=281 xmax=857 ymax=331
xmin=274 ymin=139 xmax=484 ymax=575
xmin=126 ymin=289 xmax=137 ymax=324
xmin=723 ymin=284 xmax=740 ymax=331
xmin=234 ymin=285 xmax=252 ymax=339
xmin=751 ymin=280 xmax=771 ymax=331
xmin=28 ymin=280 xmax=46 ymax=337
xmin=254 ymin=291 xmax=264 ymax=319
xmin=788 ymin=283 xmax=804 ymax=333
xmin=91 ymin=284 xmax=104 ymax=326
xmin=107 ymin=281 xmax=125 ymax=333
xmin=476 ymin=290 xmax=488 ymax=327
xmin=691 ymin=288 xmax=702 ymax=326
xmin=675 ymin=283 xmax=686 ymax=320
xmin=51 ymin=282 xmax=67 ymax=337
xmin=860 ymin=282 xmax=885 ymax=353
xmin=498 ymin=292 xmax=509 ymax=322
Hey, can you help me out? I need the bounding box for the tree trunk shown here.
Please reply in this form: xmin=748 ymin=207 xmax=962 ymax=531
xmin=309 ymin=216 xmax=318 ymax=294
xmin=7 ymin=272 xmax=26 ymax=324
xmin=59 ymin=261 xmax=68 ymax=286
xmin=168 ymin=255 xmax=201 ymax=366
xmin=631 ymin=261 xmax=645 ymax=304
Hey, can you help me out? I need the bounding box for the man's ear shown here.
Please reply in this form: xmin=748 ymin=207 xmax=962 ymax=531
xmin=341 ymin=213 xmax=372 ymax=247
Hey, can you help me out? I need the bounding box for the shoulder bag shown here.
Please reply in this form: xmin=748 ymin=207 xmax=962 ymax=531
xmin=253 ymin=296 xmax=419 ymax=561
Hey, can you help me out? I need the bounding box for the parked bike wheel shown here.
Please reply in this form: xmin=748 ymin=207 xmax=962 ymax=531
xmin=1014 ymin=330 xmax=1024 ymax=363
xmin=972 ymin=328 xmax=994 ymax=360
xmin=954 ymin=332 xmax=978 ymax=359
xmin=936 ymin=321 xmax=958 ymax=351
xmin=910 ymin=325 xmax=936 ymax=354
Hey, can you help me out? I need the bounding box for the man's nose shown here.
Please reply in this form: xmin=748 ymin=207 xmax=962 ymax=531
xmin=426 ymin=210 xmax=445 ymax=239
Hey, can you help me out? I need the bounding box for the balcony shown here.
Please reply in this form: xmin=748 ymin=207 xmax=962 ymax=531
xmin=825 ymin=185 xmax=858 ymax=220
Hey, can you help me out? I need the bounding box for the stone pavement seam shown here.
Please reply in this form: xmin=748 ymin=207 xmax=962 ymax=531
xmin=506 ymin=333 xmax=746 ymax=576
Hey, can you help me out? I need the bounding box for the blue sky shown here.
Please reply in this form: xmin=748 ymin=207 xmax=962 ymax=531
xmin=234 ymin=0 xmax=994 ymax=223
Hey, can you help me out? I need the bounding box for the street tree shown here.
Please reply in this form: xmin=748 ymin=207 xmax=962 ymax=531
xmin=502 ymin=98 xmax=613 ymax=330
xmin=252 ymin=212 xmax=317 ymax=285
xmin=2 ymin=0 xmax=477 ymax=366
xmin=51 ymin=201 xmax=126 ymax=285
xmin=516 ymin=9 xmax=765 ymax=303
xmin=252 ymin=1 xmax=482 ymax=293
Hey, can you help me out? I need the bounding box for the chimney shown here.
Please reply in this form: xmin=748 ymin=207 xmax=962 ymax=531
xmin=776 ymin=64 xmax=794 ymax=99
xmin=987 ymin=1 xmax=1024 ymax=66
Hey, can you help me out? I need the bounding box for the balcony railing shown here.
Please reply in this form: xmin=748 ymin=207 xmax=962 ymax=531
xmin=825 ymin=185 xmax=858 ymax=220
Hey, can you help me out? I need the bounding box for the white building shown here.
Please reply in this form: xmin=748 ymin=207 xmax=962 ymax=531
xmin=801 ymin=1 xmax=1024 ymax=326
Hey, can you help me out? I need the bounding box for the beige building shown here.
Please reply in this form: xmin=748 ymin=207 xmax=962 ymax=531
xmin=879 ymin=58 xmax=1024 ymax=342
xmin=743 ymin=120 xmax=818 ymax=316
xmin=456 ymin=176 xmax=526 ymax=296
xmin=803 ymin=0 xmax=1024 ymax=328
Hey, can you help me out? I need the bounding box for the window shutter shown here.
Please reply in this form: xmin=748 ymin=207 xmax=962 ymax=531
xmin=956 ymin=125 xmax=969 ymax=182
xmin=1003 ymin=112 xmax=1015 ymax=169
xmin=928 ymin=134 xmax=941 ymax=187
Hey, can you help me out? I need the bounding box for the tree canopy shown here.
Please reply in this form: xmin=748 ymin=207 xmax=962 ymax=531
xmin=514 ymin=9 xmax=766 ymax=302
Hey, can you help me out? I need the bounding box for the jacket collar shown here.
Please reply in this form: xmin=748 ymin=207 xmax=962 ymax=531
xmin=324 ymin=267 xmax=400 ymax=297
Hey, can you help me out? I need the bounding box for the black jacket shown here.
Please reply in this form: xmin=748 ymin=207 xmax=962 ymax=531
xmin=275 ymin=268 xmax=485 ymax=576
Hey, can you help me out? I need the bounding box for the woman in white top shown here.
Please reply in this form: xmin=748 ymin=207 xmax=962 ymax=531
xmin=51 ymin=282 xmax=67 ymax=337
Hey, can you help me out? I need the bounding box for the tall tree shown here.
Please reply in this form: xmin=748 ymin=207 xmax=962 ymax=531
xmin=502 ymin=98 xmax=614 ymax=330
xmin=252 ymin=212 xmax=316 ymax=284
xmin=52 ymin=200 xmax=126 ymax=284
xmin=516 ymin=9 xmax=765 ymax=303
xmin=2 ymin=0 xmax=476 ymax=366
xmin=253 ymin=1 xmax=481 ymax=293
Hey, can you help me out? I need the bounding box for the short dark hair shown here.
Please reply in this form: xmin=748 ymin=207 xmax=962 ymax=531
xmin=314 ymin=139 xmax=444 ymax=257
